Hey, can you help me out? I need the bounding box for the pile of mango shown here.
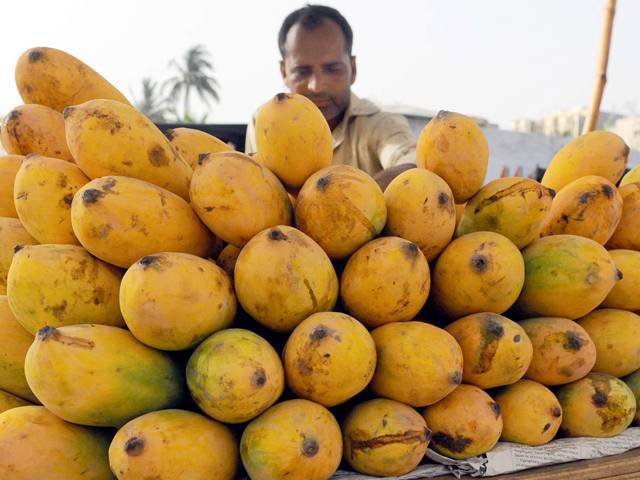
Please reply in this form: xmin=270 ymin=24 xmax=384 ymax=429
xmin=0 ymin=47 xmax=639 ymax=480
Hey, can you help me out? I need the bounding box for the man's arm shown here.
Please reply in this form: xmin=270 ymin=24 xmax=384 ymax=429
xmin=371 ymin=113 xmax=417 ymax=190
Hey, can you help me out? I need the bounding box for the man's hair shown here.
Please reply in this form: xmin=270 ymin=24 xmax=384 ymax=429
xmin=278 ymin=4 xmax=353 ymax=57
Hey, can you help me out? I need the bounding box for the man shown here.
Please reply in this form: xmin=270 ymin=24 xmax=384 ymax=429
xmin=245 ymin=4 xmax=416 ymax=189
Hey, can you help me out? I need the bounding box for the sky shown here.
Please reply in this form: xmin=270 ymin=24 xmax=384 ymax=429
xmin=1 ymin=0 xmax=638 ymax=129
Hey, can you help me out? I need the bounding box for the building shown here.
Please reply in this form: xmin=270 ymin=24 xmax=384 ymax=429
xmin=611 ymin=116 xmax=640 ymax=151
xmin=512 ymin=106 xmax=623 ymax=137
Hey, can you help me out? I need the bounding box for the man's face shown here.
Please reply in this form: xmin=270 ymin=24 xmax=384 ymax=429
xmin=280 ymin=19 xmax=356 ymax=128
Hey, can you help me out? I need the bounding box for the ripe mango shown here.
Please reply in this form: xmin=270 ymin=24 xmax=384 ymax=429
xmin=602 ymin=249 xmax=640 ymax=310
xmin=515 ymin=235 xmax=618 ymax=319
xmin=623 ymin=369 xmax=640 ymax=424
xmin=109 ymin=409 xmax=237 ymax=480
xmin=0 ymin=217 xmax=37 ymax=294
xmin=216 ymin=244 xmax=241 ymax=279
xmin=295 ymin=165 xmax=387 ymax=259
xmin=416 ymin=110 xmax=488 ymax=202
xmin=606 ymin=182 xmax=640 ymax=250
xmin=0 ymin=406 xmax=113 ymax=480
xmin=283 ymin=312 xmax=376 ymax=406
xmin=64 ymin=99 xmax=192 ymax=199
xmin=457 ymin=177 xmax=554 ymax=248
xmin=371 ymin=321 xmax=463 ymax=407
xmin=190 ymin=151 xmax=292 ymax=247
xmin=1 ymin=104 xmax=73 ymax=161
xmin=25 ymin=324 xmax=184 ymax=427
xmin=542 ymin=131 xmax=629 ymax=191
xmin=423 ymin=384 xmax=502 ymax=460
xmin=557 ymin=373 xmax=636 ymax=437
xmin=71 ymin=176 xmax=214 ymax=268
xmin=432 ymin=231 xmax=525 ymax=318
xmin=13 ymin=155 xmax=89 ymax=244
xmin=383 ymin=168 xmax=456 ymax=261
xmin=520 ymin=317 xmax=596 ymax=386
xmin=186 ymin=328 xmax=284 ymax=423
xmin=0 ymin=390 xmax=31 ymax=414
xmin=342 ymin=398 xmax=430 ymax=477
xmin=165 ymin=127 xmax=232 ymax=170
xmin=620 ymin=166 xmax=640 ymax=186
xmin=0 ymin=155 xmax=23 ymax=217
xmin=240 ymin=399 xmax=342 ymax=480
xmin=255 ymin=92 xmax=333 ymax=188
xmin=340 ymin=237 xmax=430 ymax=328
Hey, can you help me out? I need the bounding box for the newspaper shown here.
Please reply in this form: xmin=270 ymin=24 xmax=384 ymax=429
xmin=330 ymin=426 xmax=640 ymax=479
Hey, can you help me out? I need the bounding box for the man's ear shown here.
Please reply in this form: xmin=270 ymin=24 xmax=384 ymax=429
xmin=350 ymin=55 xmax=357 ymax=85
xmin=279 ymin=60 xmax=286 ymax=81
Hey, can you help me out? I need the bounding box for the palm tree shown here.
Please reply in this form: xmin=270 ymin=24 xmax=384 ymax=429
xmin=133 ymin=78 xmax=171 ymax=123
xmin=163 ymin=45 xmax=220 ymax=123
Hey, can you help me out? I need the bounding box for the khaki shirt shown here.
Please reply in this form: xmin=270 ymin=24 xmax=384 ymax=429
xmin=245 ymin=92 xmax=416 ymax=176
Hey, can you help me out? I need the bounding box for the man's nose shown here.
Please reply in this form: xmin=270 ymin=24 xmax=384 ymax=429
xmin=307 ymin=73 xmax=325 ymax=93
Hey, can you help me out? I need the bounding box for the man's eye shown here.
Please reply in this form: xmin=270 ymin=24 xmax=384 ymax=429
xmin=325 ymin=65 xmax=343 ymax=73
xmin=292 ymin=68 xmax=310 ymax=77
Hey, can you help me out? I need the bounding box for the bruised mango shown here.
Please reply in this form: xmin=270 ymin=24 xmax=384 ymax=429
xmin=13 ymin=155 xmax=89 ymax=244
xmin=494 ymin=379 xmax=562 ymax=446
xmin=190 ymin=151 xmax=292 ymax=247
xmin=623 ymin=369 xmax=640 ymax=424
xmin=0 ymin=217 xmax=37 ymax=294
xmin=457 ymin=177 xmax=554 ymax=248
xmin=423 ymin=384 xmax=502 ymax=460
xmin=216 ymin=244 xmax=241 ymax=279
xmin=606 ymin=182 xmax=640 ymax=251
xmin=416 ymin=110 xmax=488 ymax=202
xmin=71 ymin=176 xmax=214 ymax=268
xmin=295 ymin=165 xmax=387 ymax=259
xmin=371 ymin=321 xmax=463 ymax=407
xmin=557 ymin=373 xmax=636 ymax=437
xmin=25 ymin=324 xmax=184 ymax=427
xmin=383 ymin=168 xmax=456 ymax=261
xmin=0 ymin=390 xmax=31 ymax=414
xmin=0 ymin=155 xmax=23 ymax=217
xmin=520 ymin=317 xmax=596 ymax=386
xmin=109 ymin=409 xmax=237 ymax=480
xmin=342 ymin=398 xmax=430 ymax=477
xmin=165 ymin=127 xmax=232 ymax=170
xmin=620 ymin=166 xmax=640 ymax=187
xmin=603 ymin=250 xmax=640 ymax=310
xmin=283 ymin=312 xmax=376 ymax=407
xmin=240 ymin=399 xmax=342 ymax=480
xmin=340 ymin=237 xmax=430 ymax=328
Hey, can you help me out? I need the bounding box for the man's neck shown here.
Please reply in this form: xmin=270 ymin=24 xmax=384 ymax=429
xmin=328 ymin=110 xmax=346 ymax=131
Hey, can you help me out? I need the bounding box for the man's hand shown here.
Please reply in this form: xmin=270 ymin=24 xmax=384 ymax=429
xmin=372 ymin=163 xmax=416 ymax=192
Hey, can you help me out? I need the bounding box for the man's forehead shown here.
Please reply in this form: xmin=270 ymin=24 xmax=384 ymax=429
xmin=283 ymin=19 xmax=349 ymax=64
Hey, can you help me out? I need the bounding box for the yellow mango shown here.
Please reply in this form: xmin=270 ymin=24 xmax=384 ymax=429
xmin=255 ymin=92 xmax=333 ymax=188
xmin=1 ymin=104 xmax=73 ymax=161
xmin=623 ymin=369 xmax=640 ymax=424
xmin=234 ymin=226 xmax=338 ymax=332
xmin=457 ymin=177 xmax=555 ymax=248
xmin=64 ymin=99 xmax=192 ymax=199
xmin=0 ymin=406 xmax=114 ymax=480
xmin=109 ymin=409 xmax=237 ymax=480
xmin=190 ymin=151 xmax=292 ymax=247
xmin=240 ymin=399 xmax=342 ymax=480
xmin=15 ymin=46 xmax=130 ymax=112
xmin=283 ymin=312 xmax=376 ymax=407
xmin=165 ymin=127 xmax=232 ymax=170
xmin=0 ymin=155 xmax=23 ymax=217
xmin=0 ymin=217 xmax=37 ymax=295
xmin=71 ymin=176 xmax=214 ymax=268
xmin=542 ymin=131 xmax=629 ymax=191
xmin=416 ymin=110 xmax=489 ymax=202
xmin=606 ymin=182 xmax=640 ymax=250
xmin=120 ymin=252 xmax=236 ymax=351
xmin=383 ymin=168 xmax=456 ymax=261
xmin=620 ymin=166 xmax=640 ymax=186
xmin=14 ymin=155 xmax=89 ymax=244
xmin=295 ymin=165 xmax=387 ymax=259
xmin=0 ymin=390 xmax=31 ymax=414
xmin=216 ymin=244 xmax=241 ymax=279
xmin=603 ymin=249 xmax=640 ymax=310
xmin=342 ymin=398 xmax=430 ymax=477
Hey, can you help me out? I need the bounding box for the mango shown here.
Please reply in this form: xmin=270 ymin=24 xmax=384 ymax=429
xmin=0 ymin=406 xmax=114 ymax=480
xmin=0 ymin=390 xmax=31 ymax=414
xmin=0 ymin=155 xmax=23 ymax=217
xmin=234 ymin=226 xmax=338 ymax=332
xmin=416 ymin=110 xmax=488 ymax=202
xmin=25 ymin=324 xmax=183 ymax=427
xmin=71 ymin=176 xmax=214 ymax=268
xmin=165 ymin=127 xmax=232 ymax=170
xmin=602 ymin=249 xmax=640 ymax=310
xmin=255 ymin=92 xmax=332 ymax=188
xmin=515 ymin=235 xmax=618 ymax=319
xmin=457 ymin=177 xmax=555 ymax=248
xmin=622 ymin=369 xmax=640 ymax=424
xmin=340 ymin=236 xmax=430 ymax=328
xmin=606 ymin=182 xmax=640 ymax=250
xmin=186 ymin=328 xmax=284 ymax=423
xmin=541 ymin=131 xmax=629 ymax=191
xmin=445 ymin=312 xmax=533 ymax=389
xmin=190 ymin=151 xmax=292 ymax=247
xmin=0 ymin=217 xmax=37 ymax=294
xmin=342 ymin=398 xmax=430 ymax=477
xmin=371 ymin=321 xmax=463 ymax=407
xmin=295 ymin=165 xmax=387 ymax=259
xmin=64 ymin=99 xmax=192 ymax=199
xmin=216 ymin=244 xmax=241 ymax=279
xmin=423 ymin=384 xmax=502 ymax=460
xmin=557 ymin=372 xmax=636 ymax=437
xmin=383 ymin=167 xmax=456 ymax=261
xmin=15 ymin=47 xmax=130 ymax=112
xmin=240 ymin=399 xmax=342 ymax=480
xmin=109 ymin=409 xmax=237 ymax=480
xmin=13 ymin=154 xmax=89 ymax=244
xmin=283 ymin=312 xmax=376 ymax=407
xmin=577 ymin=309 xmax=640 ymax=378
xmin=431 ymin=231 xmax=525 ymax=318
xmin=1 ymin=104 xmax=73 ymax=161
xmin=620 ymin=166 xmax=640 ymax=186
xmin=520 ymin=317 xmax=596 ymax=386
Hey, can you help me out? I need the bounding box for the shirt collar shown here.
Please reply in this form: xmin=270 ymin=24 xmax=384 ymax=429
xmin=332 ymin=92 xmax=379 ymax=148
